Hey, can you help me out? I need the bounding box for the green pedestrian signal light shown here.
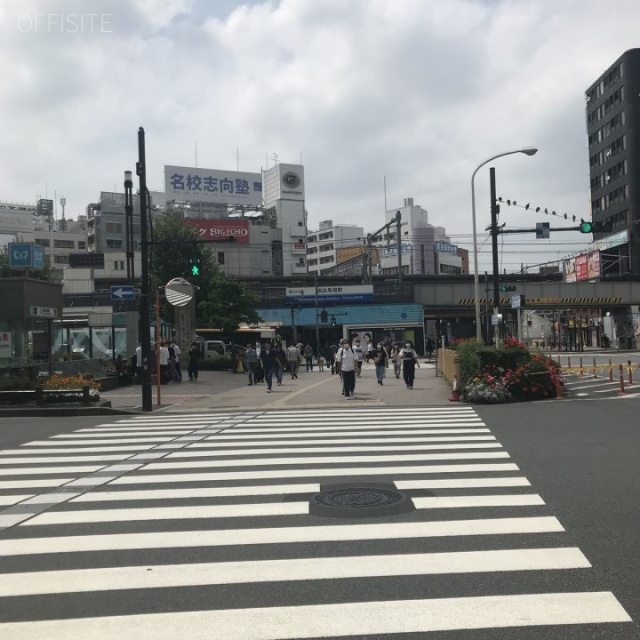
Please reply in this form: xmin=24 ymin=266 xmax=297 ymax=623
xmin=331 ymin=315 xmax=336 ymax=327
xmin=579 ymin=221 xmax=593 ymax=233
xmin=189 ymin=256 xmax=202 ymax=277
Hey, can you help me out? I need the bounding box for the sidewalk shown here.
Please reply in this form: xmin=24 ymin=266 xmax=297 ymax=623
xmin=100 ymin=360 xmax=454 ymax=414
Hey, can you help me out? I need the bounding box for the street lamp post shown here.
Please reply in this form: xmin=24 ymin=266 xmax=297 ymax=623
xmin=471 ymin=147 xmax=538 ymax=342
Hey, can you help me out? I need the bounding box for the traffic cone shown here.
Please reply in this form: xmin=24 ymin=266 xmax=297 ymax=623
xmin=449 ymin=375 xmax=461 ymax=402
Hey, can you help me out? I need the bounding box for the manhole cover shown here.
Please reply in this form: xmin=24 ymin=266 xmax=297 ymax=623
xmin=310 ymin=486 xmax=415 ymax=519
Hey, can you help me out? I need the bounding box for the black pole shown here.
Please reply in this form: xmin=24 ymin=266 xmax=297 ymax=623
xmin=490 ymin=167 xmax=500 ymax=347
xmin=137 ymin=127 xmax=153 ymax=411
xmin=124 ymin=171 xmax=134 ymax=282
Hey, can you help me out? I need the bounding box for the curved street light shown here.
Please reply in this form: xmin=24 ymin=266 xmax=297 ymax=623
xmin=471 ymin=147 xmax=538 ymax=342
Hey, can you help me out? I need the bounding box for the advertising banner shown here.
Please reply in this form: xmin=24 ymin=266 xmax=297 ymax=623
xmin=587 ymin=250 xmax=600 ymax=279
xmin=165 ymin=165 xmax=262 ymax=207
xmin=184 ymin=218 xmax=250 ymax=244
xmin=575 ymin=254 xmax=589 ymax=281
xmin=564 ymin=257 xmax=576 ymax=283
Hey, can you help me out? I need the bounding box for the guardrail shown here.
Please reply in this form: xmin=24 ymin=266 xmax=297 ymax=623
xmin=437 ymin=349 xmax=460 ymax=386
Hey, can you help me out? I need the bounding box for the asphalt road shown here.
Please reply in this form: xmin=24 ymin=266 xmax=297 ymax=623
xmin=0 ymin=400 xmax=638 ymax=638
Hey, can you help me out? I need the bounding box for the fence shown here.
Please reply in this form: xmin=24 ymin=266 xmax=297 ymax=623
xmin=437 ymin=348 xmax=460 ymax=386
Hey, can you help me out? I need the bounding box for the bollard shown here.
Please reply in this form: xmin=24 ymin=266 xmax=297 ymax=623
xmin=628 ymin=360 xmax=633 ymax=386
xmin=449 ymin=375 xmax=461 ymax=402
xmin=593 ymin=357 xmax=597 ymax=378
xmin=35 ymin=385 xmax=44 ymax=407
xmin=609 ymin=358 xmax=613 ymax=381
xmin=618 ymin=364 xmax=626 ymax=396
xmin=579 ymin=358 xmax=584 ymax=377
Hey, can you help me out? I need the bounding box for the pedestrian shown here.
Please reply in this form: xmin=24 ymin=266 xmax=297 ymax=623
xmin=400 ymin=340 xmax=420 ymax=389
xmin=230 ymin=345 xmax=238 ymax=373
xmin=259 ymin=342 xmax=278 ymax=393
xmin=170 ymin=341 xmax=182 ymax=382
xmin=329 ymin=342 xmax=339 ymax=375
xmin=254 ymin=343 xmax=264 ymax=383
xmin=352 ymin=336 xmax=364 ymax=377
xmin=373 ymin=342 xmax=388 ymax=385
xmin=159 ymin=341 xmax=170 ymax=384
xmin=425 ymin=338 xmax=434 ymax=362
xmin=274 ymin=343 xmax=287 ymax=385
xmin=134 ymin=342 xmax=142 ymax=383
xmin=317 ymin=354 xmax=325 ymax=372
xmin=363 ymin=332 xmax=374 ymax=362
xmin=336 ymin=339 xmax=357 ymax=399
xmin=187 ymin=342 xmax=200 ymax=382
xmin=304 ymin=343 xmax=314 ymax=371
xmin=244 ymin=343 xmax=258 ymax=385
xmin=287 ymin=343 xmax=301 ymax=379
xmin=390 ymin=344 xmax=402 ymax=379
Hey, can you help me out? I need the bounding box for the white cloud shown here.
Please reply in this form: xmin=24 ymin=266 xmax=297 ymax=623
xmin=0 ymin=0 xmax=637 ymax=272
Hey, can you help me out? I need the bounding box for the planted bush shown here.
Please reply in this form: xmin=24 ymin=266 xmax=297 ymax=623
xmin=461 ymin=372 xmax=511 ymax=404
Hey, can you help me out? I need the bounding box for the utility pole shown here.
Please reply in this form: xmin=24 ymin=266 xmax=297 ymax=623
xmin=314 ymin=273 xmax=320 ymax=350
xmin=396 ymin=211 xmax=402 ymax=284
xmin=137 ymin=127 xmax=153 ymax=411
xmin=490 ymin=168 xmax=501 ymax=347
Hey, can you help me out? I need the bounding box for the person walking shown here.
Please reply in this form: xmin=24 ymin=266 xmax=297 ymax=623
xmin=373 ymin=342 xmax=388 ymax=385
xmin=390 ymin=344 xmax=402 ymax=379
xmin=329 ymin=342 xmax=339 ymax=375
xmin=400 ymin=341 xmax=420 ymax=389
xmin=274 ymin=343 xmax=287 ymax=385
xmin=254 ymin=343 xmax=264 ymax=384
xmin=170 ymin=341 xmax=182 ymax=382
xmin=287 ymin=343 xmax=301 ymax=379
xmin=159 ymin=341 xmax=170 ymax=384
xmin=259 ymin=342 xmax=278 ymax=393
xmin=187 ymin=342 xmax=200 ymax=382
xmin=425 ymin=338 xmax=434 ymax=362
xmin=244 ymin=343 xmax=258 ymax=385
xmin=304 ymin=343 xmax=314 ymax=372
xmin=352 ymin=336 xmax=364 ymax=377
xmin=336 ymin=339 xmax=357 ymax=399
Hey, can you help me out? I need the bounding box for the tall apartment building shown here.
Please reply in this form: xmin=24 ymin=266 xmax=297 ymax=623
xmin=306 ymin=220 xmax=364 ymax=274
xmin=586 ymin=48 xmax=640 ymax=275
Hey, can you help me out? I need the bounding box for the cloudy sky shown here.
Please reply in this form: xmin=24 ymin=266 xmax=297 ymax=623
xmin=1 ymin=0 xmax=637 ymax=273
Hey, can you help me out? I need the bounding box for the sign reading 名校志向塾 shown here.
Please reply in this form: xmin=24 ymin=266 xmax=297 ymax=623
xmin=286 ymin=285 xmax=374 ymax=304
xmin=165 ymin=165 xmax=262 ymax=207
xmin=184 ymin=218 xmax=250 ymax=244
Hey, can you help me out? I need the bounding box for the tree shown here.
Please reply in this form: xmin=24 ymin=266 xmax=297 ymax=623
xmin=0 ymin=248 xmax=57 ymax=281
xmin=149 ymin=213 xmax=262 ymax=330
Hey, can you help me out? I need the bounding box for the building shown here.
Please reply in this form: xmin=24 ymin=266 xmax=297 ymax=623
xmin=586 ymin=48 xmax=640 ymax=276
xmin=377 ymin=198 xmax=467 ymax=276
xmin=262 ymin=163 xmax=307 ymax=276
xmin=306 ymin=220 xmax=364 ymax=274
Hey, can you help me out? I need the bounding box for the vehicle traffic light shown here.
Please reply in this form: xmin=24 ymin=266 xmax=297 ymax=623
xmin=579 ymin=221 xmax=593 ymax=233
xmin=331 ymin=315 xmax=336 ymax=327
xmin=320 ymin=309 xmax=328 ymax=323
xmin=499 ymin=285 xmax=516 ymax=292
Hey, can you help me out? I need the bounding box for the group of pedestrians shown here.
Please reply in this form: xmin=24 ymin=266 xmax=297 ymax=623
xmin=332 ymin=337 xmax=422 ymax=398
xmin=245 ymin=342 xmax=306 ymax=393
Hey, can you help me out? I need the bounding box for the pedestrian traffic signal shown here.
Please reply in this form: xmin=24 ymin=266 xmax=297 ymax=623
xmin=331 ymin=315 xmax=336 ymax=327
xmin=320 ymin=309 xmax=328 ymax=323
xmin=579 ymin=221 xmax=593 ymax=233
xmin=189 ymin=257 xmax=201 ymax=277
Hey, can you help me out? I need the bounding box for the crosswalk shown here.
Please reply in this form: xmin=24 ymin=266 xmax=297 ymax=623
xmin=0 ymin=407 xmax=634 ymax=638
xmin=562 ymin=371 xmax=640 ymax=400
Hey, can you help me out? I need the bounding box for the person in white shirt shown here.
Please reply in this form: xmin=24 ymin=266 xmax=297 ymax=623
xmin=399 ymin=341 xmax=420 ymax=389
xmin=352 ymin=337 xmax=364 ymax=377
xmin=336 ymin=339 xmax=357 ymax=399
xmin=170 ymin=341 xmax=182 ymax=382
xmin=159 ymin=341 xmax=170 ymax=384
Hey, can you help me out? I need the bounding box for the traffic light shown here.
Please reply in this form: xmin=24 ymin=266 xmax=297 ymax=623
xmin=499 ymin=285 xmax=516 ymax=292
xmin=579 ymin=221 xmax=593 ymax=233
xmin=320 ymin=309 xmax=328 ymax=323
xmin=189 ymin=256 xmax=201 ymax=277
xmin=331 ymin=315 xmax=336 ymax=327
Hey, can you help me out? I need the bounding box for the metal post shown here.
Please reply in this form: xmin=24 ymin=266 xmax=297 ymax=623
xmin=155 ymin=287 xmax=161 ymax=405
xmin=396 ymin=211 xmax=402 ymax=284
xmin=314 ymin=273 xmax=320 ymax=351
xmin=137 ymin=127 xmax=153 ymax=411
xmin=490 ymin=168 xmax=501 ymax=347
xmin=124 ymin=171 xmax=135 ymax=282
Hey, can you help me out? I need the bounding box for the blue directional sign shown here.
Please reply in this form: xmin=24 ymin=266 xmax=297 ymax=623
xmin=8 ymin=243 xmax=45 ymax=269
xmin=110 ymin=285 xmax=136 ymax=301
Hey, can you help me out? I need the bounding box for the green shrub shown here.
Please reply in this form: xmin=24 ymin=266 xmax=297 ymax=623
xmin=455 ymin=339 xmax=493 ymax=384
xmin=461 ymin=372 xmax=511 ymax=404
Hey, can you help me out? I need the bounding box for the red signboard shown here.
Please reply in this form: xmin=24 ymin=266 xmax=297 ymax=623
xmin=185 ymin=218 xmax=250 ymax=244
xmin=575 ymin=254 xmax=588 ymax=281
xmin=587 ymin=250 xmax=600 ymax=279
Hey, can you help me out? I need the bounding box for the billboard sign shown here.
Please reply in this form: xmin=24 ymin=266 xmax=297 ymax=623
xmin=587 ymin=250 xmax=600 ymax=279
xmin=564 ymin=257 xmax=576 ymax=283
xmin=575 ymin=254 xmax=589 ymax=281
xmin=286 ymin=285 xmax=374 ymax=304
xmin=165 ymin=165 xmax=262 ymax=207
xmin=8 ymin=243 xmax=44 ymax=269
xmin=184 ymin=218 xmax=250 ymax=244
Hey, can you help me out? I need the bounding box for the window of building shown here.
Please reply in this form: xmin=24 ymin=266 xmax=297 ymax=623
xmin=106 ymin=239 xmax=123 ymax=249
xmin=54 ymin=239 xmax=75 ymax=249
xmin=105 ymin=222 xmax=123 ymax=233
xmin=78 ymin=241 xmax=86 ymax=249
xmin=35 ymin=238 xmax=50 ymax=247
xmin=217 ymin=252 xmax=225 ymax=265
xmin=54 ymin=254 xmax=69 ymax=264
xmin=113 ymin=260 xmax=125 ymax=270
